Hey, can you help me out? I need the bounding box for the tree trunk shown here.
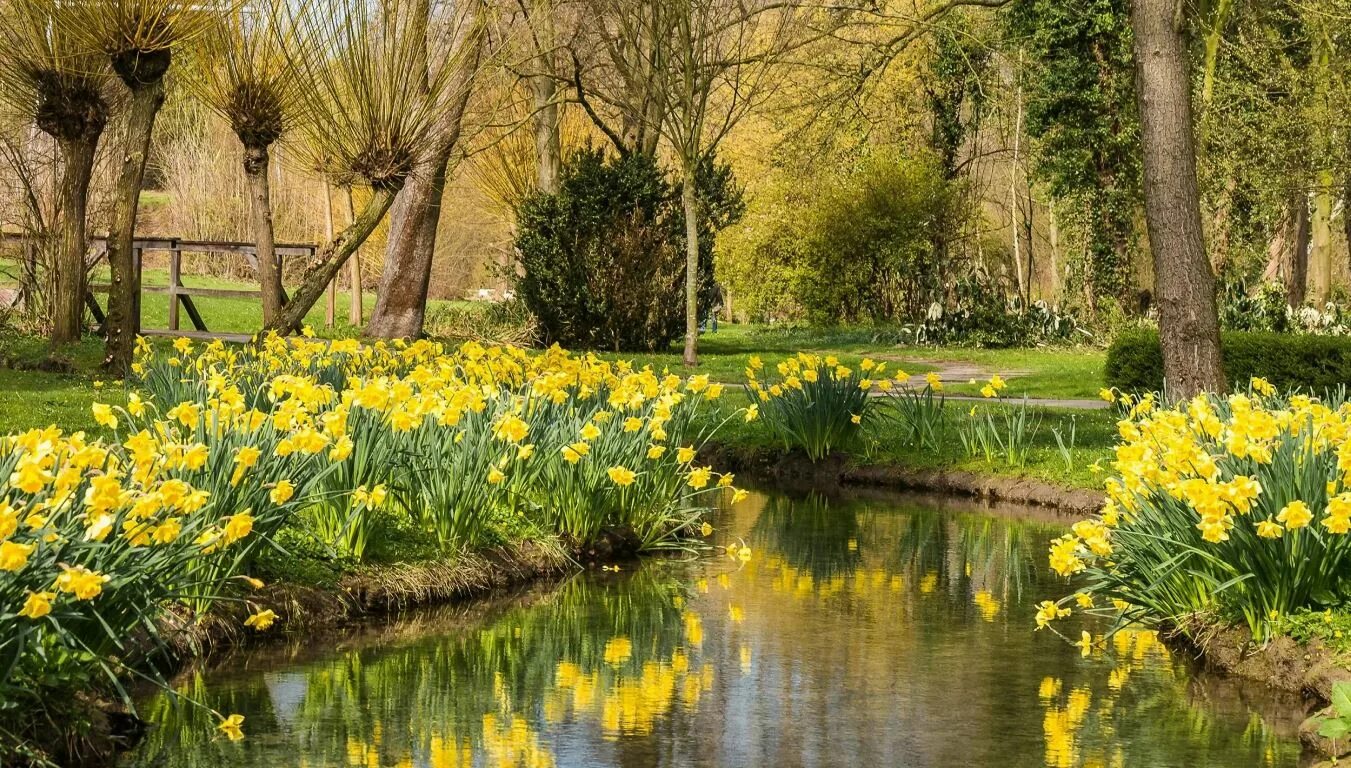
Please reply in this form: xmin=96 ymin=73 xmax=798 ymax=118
xmin=532 ymin=74 xmax=561 ymax=193
xmin=1130 ymin=0 xmax=1225 ymax=398
xmin=346 ymin=188 xmax=361 ymax=325
xmin=1344 ymin=173 xmax=1351 ymax=284
xmin=244 ymin=143 xmax=284 ymax=324
xmin=50 ymin=136 xmax=98 ymax=345
xmin=366 ymin=29 xmax=482 ymax=339
xmin=102 ymin=78 xmax=166 ymax=373
xmin=1048 ymin=199 xmax=1060 ymax=298
xmin=1287 ymin=193 xmax=1310 ymax=307
xmin=1310 ymin=173 xmax=1334 ymax=304
xmin=681 ymin=173 xmax=700 ymax=367
xmin=265 ymin=187 xmax=397 ymax=334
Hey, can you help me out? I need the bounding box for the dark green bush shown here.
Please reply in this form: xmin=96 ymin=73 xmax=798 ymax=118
xmin=1106 ymin=328 xmax=1351 ymax=394
xmin=513 ymin=148 xmax=741 ymax=352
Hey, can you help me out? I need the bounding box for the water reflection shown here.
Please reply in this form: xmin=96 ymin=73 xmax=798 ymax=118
xmin=127 ymin=489 xmax=1308 ymax=768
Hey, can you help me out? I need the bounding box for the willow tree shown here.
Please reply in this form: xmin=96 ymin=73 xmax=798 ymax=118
xmin=73 ymin=0 xmax=214 ymax=372
xmin=365 ymin=0 xmax=488 ymax=339
xmin=192 ymin=3 xmax=300 ymax=324
xmin=266 ymin=0 xmax=478 ymax=333
xmin=0 ymin=0 xmax=115 ymax=345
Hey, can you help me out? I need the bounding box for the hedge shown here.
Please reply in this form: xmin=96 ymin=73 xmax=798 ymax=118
xmin=1105 ymin=328 xmax=1351 ymax=394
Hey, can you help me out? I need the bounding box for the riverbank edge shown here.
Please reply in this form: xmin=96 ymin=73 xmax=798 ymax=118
xmin=701 ymin=440 xmax=1105 ymax=515
xmin=705 ymin=439 xmax=1351 ymax=762
xmin=49 ymin=536 xmax=633 ymax=768
xmin=1164 ymin=620 xmax=1351 ymax=762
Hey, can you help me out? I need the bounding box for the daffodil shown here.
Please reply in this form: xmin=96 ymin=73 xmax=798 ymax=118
xmin=18 ymin=591 xmax=55 ymax=620
xmin=607 ymin=466 xmax=636 ymax=487
xmin=244 ymin=609 xmax=277 ymax=631
xmin=0 ymin=541 xmax=34 ymax=572
xmin=217 ymin=714 xmax=245 ymax=741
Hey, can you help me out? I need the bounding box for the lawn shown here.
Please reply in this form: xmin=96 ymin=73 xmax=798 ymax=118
xmin=597 ymin=323 xmax=1107 ymax=401
xmin=83 ymin=266 xmax=480 ymax=338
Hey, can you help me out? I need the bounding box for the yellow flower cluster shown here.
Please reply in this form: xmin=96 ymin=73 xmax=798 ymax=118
xmin=130 ymin=334 xmax=752 ymax=552
xmin=745 ymin=353 xmax=903 ymax=400
xmin=1047 ymin=379 xmax=1351 ymax=636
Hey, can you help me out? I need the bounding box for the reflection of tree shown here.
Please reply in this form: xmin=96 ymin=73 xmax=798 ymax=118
xmin=883 ymin=505 xmax=1046 ymax=607
xmin=750 ymin=491 xmax=863 ymax=580
xmin=131 ymin=492 xmax=1305 ymax=768
xmin=133 ymin=569 xmax=698 ymax=767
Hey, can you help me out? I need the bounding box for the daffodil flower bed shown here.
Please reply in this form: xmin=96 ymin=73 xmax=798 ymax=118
xmin=746 ymin=353 xmax=913 ymax=461
xmin=1042 ymin=378 xmax=1351 ymax=643
xmin=1 ymin=332 xmax=752 ymax=750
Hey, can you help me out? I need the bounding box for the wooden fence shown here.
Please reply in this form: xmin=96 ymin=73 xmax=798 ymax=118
xmin=2 ymin=234 xmax=319 ymax=343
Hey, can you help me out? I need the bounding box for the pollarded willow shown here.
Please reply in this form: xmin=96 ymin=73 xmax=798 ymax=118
xmin=265 ymin=0 xmax=485 ymax=334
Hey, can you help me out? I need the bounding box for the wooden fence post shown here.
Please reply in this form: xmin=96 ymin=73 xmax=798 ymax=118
xmin=168 ymin=241 xmax=182 ymax=332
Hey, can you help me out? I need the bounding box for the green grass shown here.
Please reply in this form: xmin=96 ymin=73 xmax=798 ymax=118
xmin=879 ymin=347 xmax=1108 ymax=400
xmin=598 ymin=323 xmax=1106 ymax=401
xmin=0 ymin=368 xmax=118 ymax=435
xmin=0 ymin=331 xmax=121 ymax=435
xmin=83 ymin=266 xmax=478 ymax=338
xmin=707 ymin=394 xmax=1117 ymax=490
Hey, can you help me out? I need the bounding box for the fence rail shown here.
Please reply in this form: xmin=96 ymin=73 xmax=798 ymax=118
xmin=2 ymin=233 xmax=318 ymax=342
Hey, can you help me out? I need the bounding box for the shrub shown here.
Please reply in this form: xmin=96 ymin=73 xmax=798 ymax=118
xmin=898 ymin=274 xmax=1087 ymax=348
xmin=513 ymin=148 xmax=741 ymax=352
xmin=1106 ymin=328 xmax=1351 ymax=394
xmin=1220 ymin=277 xmax=1351 ymax=336
xmin=1041 ymin=385 xmax=1351 ymax=642
xmin=794 ymin=152 xmax=957 ymax=326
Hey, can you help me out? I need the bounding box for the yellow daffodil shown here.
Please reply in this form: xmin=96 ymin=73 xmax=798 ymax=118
xmin=244 ymin=609 xmax=277 ymax=631
xmin=607 ymin=466 xmax=636 ymax=487
xmin=18 ymin=591 xmax=55 ymax=620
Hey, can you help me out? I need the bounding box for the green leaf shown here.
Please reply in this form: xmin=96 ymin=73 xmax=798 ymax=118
xmin=1318 ymin=718 xmax=1350 ymax=740
xmin=1333 ymin=682 xmax=1351 ymax=718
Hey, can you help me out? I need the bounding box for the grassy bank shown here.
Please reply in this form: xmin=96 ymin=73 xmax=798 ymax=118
xmin=701 ymin=396 xmax=1117 ymax=492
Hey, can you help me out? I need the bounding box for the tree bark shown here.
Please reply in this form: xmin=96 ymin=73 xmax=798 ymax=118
xmin=366 ymin=28 xmax=483 ymax=339
xmin=681 ymin=173 xmax=700 ymax=367
xmin=532 ymin=73 xmax=561 ymax=193
xmin=1310 ymin=173 xmax=1334 ymax=304
xmin=1344 ymin=173 xmax=1351 ymax=285
xmin=265 ymin=187 xmax=398 ymax=334
xmin=1130 ymin=0 xmax=1225 ymax=398
xmin=50 ymin=136 xmax=98 ymax=345
xmin=244 ymin=144 xmax=284 ymax=324
xmin=346 ymin=188 xmax=361 ymax=325
xmin=365 ymin=161 xmax=448 ymax=338
xmin=102 ymin=78 xmax=166 ymax=373
xmin=1287 ymin=193 xmax=1310 ymax=307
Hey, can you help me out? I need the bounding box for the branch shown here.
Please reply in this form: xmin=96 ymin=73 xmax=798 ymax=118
xmin=570 ymin=49 xmax=632 ymax=155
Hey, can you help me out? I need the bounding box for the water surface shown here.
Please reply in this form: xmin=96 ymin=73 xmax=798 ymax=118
xmin=128 ymin=489 xmax=1308 ymax=767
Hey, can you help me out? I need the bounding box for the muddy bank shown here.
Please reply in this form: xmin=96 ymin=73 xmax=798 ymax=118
xmin=1166 ymin=621 xmax=1351 ymax=761
xmin=704 ymin=441 xmax=1104 ymax=515
xmin=162 ymin=538 xmax=577 ymax=660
